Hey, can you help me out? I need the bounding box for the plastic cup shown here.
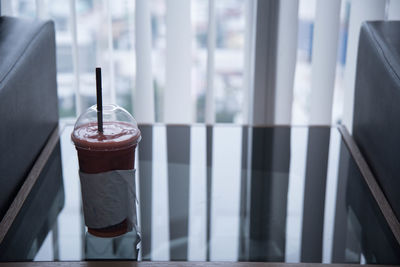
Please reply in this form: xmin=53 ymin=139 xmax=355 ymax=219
xmin=71 ymin=104 xmax=141 ymax=237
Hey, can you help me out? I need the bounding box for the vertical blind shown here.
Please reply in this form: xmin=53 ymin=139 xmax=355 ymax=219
xmin=135 ymin=0 xmax=155 ymax=123
xmin=309 ymin=0 xmax=341 ymax=125
xmin=164 ymin=0 xmax=192 ymax=123
xmin=1 ymin=0 xmax=400 ymax=128
xmin=274 ymin=0 xmax=298 ymax=124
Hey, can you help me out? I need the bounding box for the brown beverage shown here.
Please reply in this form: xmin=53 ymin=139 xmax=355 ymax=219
xmin=72 ymin=121 xmax=141 ymax=237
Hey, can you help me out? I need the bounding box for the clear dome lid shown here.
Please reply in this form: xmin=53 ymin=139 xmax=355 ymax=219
xmin=71 ymin=104 xmax=141 ymax=150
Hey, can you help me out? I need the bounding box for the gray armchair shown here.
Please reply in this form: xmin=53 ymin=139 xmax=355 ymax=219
xmin=353 ymin=21 xmax=400 ymax=221
xmin=0 ymin=16 xmax=59 ymax=218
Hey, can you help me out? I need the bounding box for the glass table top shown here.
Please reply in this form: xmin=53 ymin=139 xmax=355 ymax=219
xmin=1 ymin=124 xmax=399 ymax=264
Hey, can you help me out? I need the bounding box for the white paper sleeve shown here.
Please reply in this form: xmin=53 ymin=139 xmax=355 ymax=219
xmin=79 ymin=169 xmax=137 ymax=230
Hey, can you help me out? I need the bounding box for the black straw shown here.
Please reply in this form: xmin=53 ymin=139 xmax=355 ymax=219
xmin=96 ymin=68 xmax=103 ymax=133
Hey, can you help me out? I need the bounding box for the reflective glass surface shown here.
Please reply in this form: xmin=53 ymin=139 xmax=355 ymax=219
xmin=1 ymin=125 xmax=399 ymax=264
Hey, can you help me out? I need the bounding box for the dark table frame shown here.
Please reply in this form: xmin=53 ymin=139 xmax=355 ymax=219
xmin=1 ymin=124 xmax=399 ymax=267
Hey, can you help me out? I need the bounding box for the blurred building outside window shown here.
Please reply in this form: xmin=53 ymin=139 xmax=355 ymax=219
xmin=11 ymin=0 xmax=350 ymax=125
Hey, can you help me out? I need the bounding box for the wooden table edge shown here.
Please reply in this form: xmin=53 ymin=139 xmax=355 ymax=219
xmin=0 ymin=261 xmax=395 ymax=267
xmin=0 ymin=125 xmax=62 ymax=244
xmin=338 ymin=125 xmax=400 ymax=245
